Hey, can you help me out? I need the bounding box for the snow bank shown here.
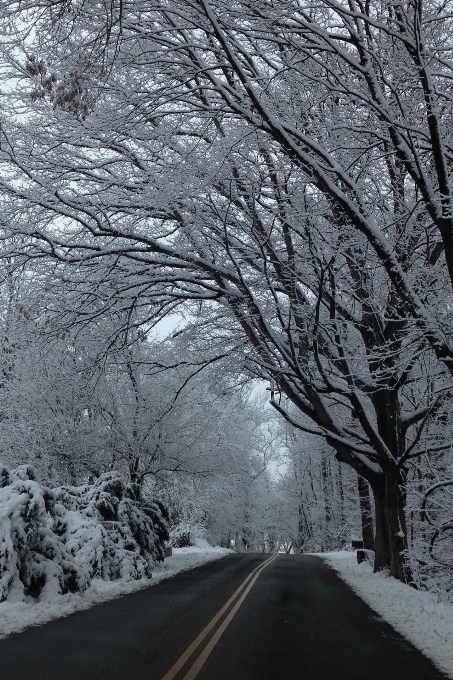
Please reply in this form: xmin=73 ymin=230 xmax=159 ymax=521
xmin=0 ymin=544 xmax=230 ymax=640
xmin=322 ymin=551 xmax=453 ymax=679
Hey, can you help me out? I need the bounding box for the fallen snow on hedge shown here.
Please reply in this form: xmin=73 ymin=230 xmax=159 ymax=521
xmin=0 ymin=466 xmax=169 ymax=603
xmin=323 ymin=551 xmax=453 ymax=679
xmin=0 ymin=543 xmax=230 ymax=639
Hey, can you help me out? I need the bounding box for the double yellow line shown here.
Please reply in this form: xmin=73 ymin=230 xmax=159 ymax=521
xmin=161 ymin=554 xmax=277 ymax=680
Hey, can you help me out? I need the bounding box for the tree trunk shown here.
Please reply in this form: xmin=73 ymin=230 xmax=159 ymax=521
xmin=357 ymin=475 xmax=375 ymax=551
xmin=321 ymin=456 xmax=331 ymax=551
xmin=296 ymin=498 xmax=311 ymax=552
xmin=371 ymin=469 xmax=411 ymax=582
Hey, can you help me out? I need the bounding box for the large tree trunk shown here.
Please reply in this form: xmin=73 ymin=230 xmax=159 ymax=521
xmin=357 ymin=475 xmax=375 ymax=551
xmin=370 ymin=469 xmax=411 ymax=582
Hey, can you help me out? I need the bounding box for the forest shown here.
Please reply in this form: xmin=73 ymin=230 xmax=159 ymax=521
xmin=0 ymin=0 xmax=452 ymax=603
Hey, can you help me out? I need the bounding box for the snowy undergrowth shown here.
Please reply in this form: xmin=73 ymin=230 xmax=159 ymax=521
xmin=0 ymin=466 xmax=169 ymax=602
xmin=0 ymin=543 xmax=230 ymax=639
xmin=323 ymin=551 xmax=453 ymax=679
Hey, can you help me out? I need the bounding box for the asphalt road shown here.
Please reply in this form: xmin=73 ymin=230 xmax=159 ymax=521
xmin=0 ymin=554 xmax=446 ymax=680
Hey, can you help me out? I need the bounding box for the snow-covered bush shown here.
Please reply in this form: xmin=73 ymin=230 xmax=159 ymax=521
xmin=0 ymin=466 xmax=168 ymax=602
xmin=406 ymin=459 xmax=453 ymax=603
xmin=157 ymin=478 xmax=210 ymax=548
xmin=169 ymin=523 xmax=208 ymax=548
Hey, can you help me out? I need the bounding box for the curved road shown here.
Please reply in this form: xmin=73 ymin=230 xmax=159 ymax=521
xmin=0 ymin=554 xmax=446 ymax=680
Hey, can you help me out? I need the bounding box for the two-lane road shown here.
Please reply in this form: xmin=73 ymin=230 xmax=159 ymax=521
xmin=0 ymin=554 xmax=446 ymax=680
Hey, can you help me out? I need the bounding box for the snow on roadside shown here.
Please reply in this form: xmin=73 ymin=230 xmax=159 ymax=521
xmin=322 ymin=551 xmax=453 ymax=679
xmin=0 ymin=544 xmax=230 ymax=640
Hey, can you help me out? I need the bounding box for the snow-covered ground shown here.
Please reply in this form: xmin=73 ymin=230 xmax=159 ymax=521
xmin=0 ymin=543 xmax=230 ymax=640
xmin=323 ymin=551 xmax=453 ymax=679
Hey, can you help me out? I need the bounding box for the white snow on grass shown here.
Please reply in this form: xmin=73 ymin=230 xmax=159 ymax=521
xmin=322 ymin=551 xmax=453 ymax=679
xmin=0 ymin=544 xmax=230 ymax=640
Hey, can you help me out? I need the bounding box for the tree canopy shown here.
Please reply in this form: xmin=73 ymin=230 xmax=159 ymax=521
xmin=0 ymin=0 xmax=452 ymax=581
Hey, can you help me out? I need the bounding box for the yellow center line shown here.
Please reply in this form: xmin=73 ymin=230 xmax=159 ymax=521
xmin=182 ymin=555 xmax=277 ymax=680
xmin=160 ymin=555 xmax=276 ymax=680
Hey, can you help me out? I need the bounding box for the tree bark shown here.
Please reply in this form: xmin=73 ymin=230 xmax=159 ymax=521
xmin=370 ymin=469 xmax=411 ymax=582
xmin=296 ymin=498 xmax=311 ymax=552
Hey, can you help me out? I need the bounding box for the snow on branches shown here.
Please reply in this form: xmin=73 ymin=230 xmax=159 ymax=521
xmin=0 ymin=466 xmax=168 ymax=602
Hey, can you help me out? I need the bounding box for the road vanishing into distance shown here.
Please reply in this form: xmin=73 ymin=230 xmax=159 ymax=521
xmin=0 ymin=554 xmax=446 ymax=680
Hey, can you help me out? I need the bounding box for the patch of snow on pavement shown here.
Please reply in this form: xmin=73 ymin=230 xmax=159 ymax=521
xmin=0 ymin=544 xmax=230 ymax=640
xmin=323 ymin=551 xmax=453 ymax=679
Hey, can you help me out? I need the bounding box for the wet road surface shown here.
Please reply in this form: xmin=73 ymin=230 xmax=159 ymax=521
xmin=0 ymin=554 xmax=446 ymax=680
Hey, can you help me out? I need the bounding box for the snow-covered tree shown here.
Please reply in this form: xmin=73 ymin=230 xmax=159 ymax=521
xmin=0 ymin=465 xmax=168 ymax=602
xmin=0 ymin=0 xmax=453 ymax=581
xmin=276 ymin=429 xmax=362 ymax=553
